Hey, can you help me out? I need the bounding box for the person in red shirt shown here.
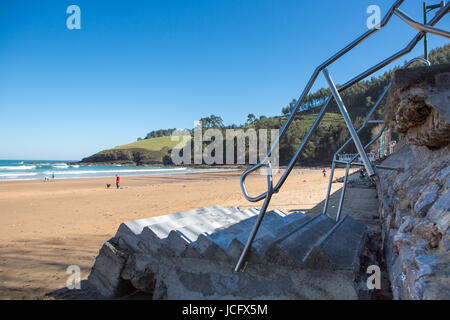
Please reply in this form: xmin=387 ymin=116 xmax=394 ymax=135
xmin=116 ymin=175 xmax=120 ymax=189
xmin=322 ymin=169 xmax=327 ymax=178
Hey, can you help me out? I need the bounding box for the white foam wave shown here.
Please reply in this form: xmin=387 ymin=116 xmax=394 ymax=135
xmin=44 ymin=168 xmax=187 ymax=175
xmin=0 ymin=172 xmax=38 ymax=177
xmin=52 ymin=164 xmax=69 ymax=169
xmin=0 ymin=165 xmax=36 ymax=170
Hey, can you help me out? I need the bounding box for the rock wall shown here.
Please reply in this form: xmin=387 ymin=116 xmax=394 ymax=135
xmin=377 ymin=63 xmax=449 ymax=300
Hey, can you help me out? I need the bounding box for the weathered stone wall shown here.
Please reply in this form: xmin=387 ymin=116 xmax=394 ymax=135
xmin=377 ymin=63 xmax=449 ymax=300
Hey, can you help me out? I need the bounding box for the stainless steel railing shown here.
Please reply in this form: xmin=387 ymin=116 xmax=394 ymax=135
xmin=394 ymin=8 xmax=450 ymax=38
xmin=322 ymin=57 xmax=432 ymax=221
xmin=240 ymin=1 xmax=448 ymax=203
xmin=234 ymin=1 xmax=449 ymax=272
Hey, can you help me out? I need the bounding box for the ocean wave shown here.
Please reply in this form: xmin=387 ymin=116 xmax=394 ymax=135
xmin=0 ymin=165 xmax=36 ymax=170
xmin=43 ymin=168 xmax=187 ymax=175
xmin=0 ymin=172 xmax=38 ymax=177
xmin=0 ymin=167 xmax=234 ymax=181
xmin=52 ymin=164 xmax=69 ymax=169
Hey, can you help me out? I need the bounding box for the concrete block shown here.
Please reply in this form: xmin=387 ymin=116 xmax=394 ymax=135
xmin=276 ymin=215 xmax=336 ymax=261
xmin=305 ymin=215 xmax=367 ymax=271
xmin=87 ymin=240 xmax=130 ymax=298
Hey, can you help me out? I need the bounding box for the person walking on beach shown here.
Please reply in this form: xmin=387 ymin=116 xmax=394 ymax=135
xmin=322 ymin=169 xmax=327 ymax=178
xmin=52 ymin=172 xmax=55 ymax=180
xmin=116 ymin=175 xmax=120 ymax=189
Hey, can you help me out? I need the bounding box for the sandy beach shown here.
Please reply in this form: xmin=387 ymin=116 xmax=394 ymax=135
xmin=0 ymin=167 xmax=379 ymax=299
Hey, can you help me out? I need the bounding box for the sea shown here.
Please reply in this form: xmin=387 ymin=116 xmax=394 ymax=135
xmin=0 ymin=160 xmax=233 ymax=181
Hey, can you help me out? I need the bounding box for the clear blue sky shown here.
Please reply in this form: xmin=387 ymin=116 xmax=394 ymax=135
xmin=0 ymin=0 xmax=448 ymax=160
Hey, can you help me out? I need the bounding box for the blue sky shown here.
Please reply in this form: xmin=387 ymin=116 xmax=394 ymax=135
xmin=0 ymin=0 xmax=448 ymax=160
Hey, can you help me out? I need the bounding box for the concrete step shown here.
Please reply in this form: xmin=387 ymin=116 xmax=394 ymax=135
xmin=250 ymin=211 xmax=312 ymax=256
xmin=188 ymin=207 xmax=261 ymax=259
xmin=115 ymin=206 xmax=224 ymax=239
xmin=222 ymin=210 xmax=309 ymax=261
xmin=305 ymin=215 xmax=367 ymax=271
xmin=193 ymin=210 xmax=310 ymax=261
xmin=223 ymin=206 xmax=260 ymax=219
xmin=159 ymin=207 xmax=254 ymax=244
xmin=275 ymin=215 xmax=337 ymax=262
xmin=228 ymin=210 xmax=289 ymax=248
xmin=266 ymin=211 xmax=311 ymax=241
xmin=88 ymin=205 xmax=369 ymax=299
xmin=115 ymin=206 xmax=255 ymax=252
xmin=204 ymin=209 xmax=283 ymax=251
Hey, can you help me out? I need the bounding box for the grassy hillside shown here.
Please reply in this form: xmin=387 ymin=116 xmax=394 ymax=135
xmin=298 ymin=113 xmax=344 ymax=127
xmin=113 ymin=136 xmax=190 ymax=152
xmin=82 ymin=136 xmax=190 ymax=165
xmin=83 ymin=45 xmax=450 ymax=166
xmin=82 ymin=113 xmax=345 ymax=166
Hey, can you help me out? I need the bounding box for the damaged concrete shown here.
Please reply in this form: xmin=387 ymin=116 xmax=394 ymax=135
xmin=385 ymin=63 xmax=450 ymax=148
xmin=85 ymin=206 xmax=368 ymax=299
xmin=377 ymin=63 xmax=450 ymax=300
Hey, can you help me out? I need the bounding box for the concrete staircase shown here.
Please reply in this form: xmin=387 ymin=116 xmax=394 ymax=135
xmin=88 ymin=206 xmax=368 ymax=299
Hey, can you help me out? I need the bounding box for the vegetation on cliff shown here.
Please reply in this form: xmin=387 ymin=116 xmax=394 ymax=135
xmin=82 ymin=45 xmax=449 ymax=166
xmin=81 ymin=136 xmax=190 ymax=165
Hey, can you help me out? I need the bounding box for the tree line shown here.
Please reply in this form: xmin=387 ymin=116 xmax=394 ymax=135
xmin=140 ymin=44 xmax=450 ymax=165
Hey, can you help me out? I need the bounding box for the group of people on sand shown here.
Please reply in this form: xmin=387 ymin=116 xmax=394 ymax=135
xmin=106 ymin=175 xmax=121 ymax=189
xmin=44 ymin=172 xmax=55 ymax=181
xmin=43 ymin=172 xmax=121 ymax=188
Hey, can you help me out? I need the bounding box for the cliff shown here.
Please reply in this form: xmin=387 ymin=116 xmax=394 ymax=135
xmin=81 ymin=136 xmax=189 ymax=165
xmin=377 ymin=63 xmax=449 ymax=299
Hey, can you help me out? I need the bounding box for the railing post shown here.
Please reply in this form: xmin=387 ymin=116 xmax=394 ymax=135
xmin=323 ymin=69 xmax=376 ymax=177
xmin=235 ymin=162 xmax=274 ymax=272
xmin=322 ymin=160 xmax=336 ymax=215
xmin=336 ymin=162 xmax=351 ymax=221
xmin=424 ymin=1 xmax=429 ymax=60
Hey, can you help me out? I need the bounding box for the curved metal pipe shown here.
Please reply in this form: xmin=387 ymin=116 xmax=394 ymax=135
xmin=405 ymin=57 xmax=431 ymax=67
xmin=340 ymin=3 xmax=448 ymax=91
xmin=336 ymin=57 xmax=430 ymax=165
xmin=322 ymin=56 xmax=430 ymax=215
xmin=240 ymin=1 xmax=448 ymax=203
xmin=235 ymin=162 xmax=274 ymax=272
xmin=324 ymin=69 xmax=376 ymax=176
xmin=263 ymin=0 xmax=405 ymax=160
xmin=394 ymin=8 xmax=450 ymax=38
xmin=240 ymin=1 xmax=405 ymax=202
xmin=321 ymin=84 xmax=390 ymax=214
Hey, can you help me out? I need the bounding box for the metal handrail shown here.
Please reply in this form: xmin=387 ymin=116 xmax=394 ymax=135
xmin=338 ymin=4 xmax=448 ymax=91
xmin=235 ymin=162 xmax=274 ymax=272
xmin=334 ymin=161 xmax=405 ymax=172
xmin=323 ymin=69 xmax=376 ymax=176
xmin=235 ymin=1 xmax=449 ymax=271
xmin=335 ymin=124 xmax=386 ymax=221
xmin=240 ymin=1 xmax=449 ymax=203
xmin=394 ymin=8 xmax=450 ymax=38
xmin=325 ymin=58 xmax=431 ymax=220
xmin=240 ymin=0 xmax=405 ymax=202
xmin=322 ymin=57 xmax=431 ymax=216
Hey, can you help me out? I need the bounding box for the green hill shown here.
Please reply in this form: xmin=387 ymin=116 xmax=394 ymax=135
xmin=112 ymin=136 xmax=189 ymax=152
xmin=82 ymin=136 xmax=190 ymax=165
xmin=82 ymin=44 xmax=449 ymax=166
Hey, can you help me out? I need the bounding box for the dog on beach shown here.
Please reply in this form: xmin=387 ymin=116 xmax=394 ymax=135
xmin=106 ymin=184 xmax=111 ymax=189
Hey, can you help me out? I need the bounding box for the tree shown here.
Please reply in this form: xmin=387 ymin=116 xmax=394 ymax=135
xmin=200 ymin=115 xmax=224 ymax=129
xmin=134 ymin=44 xmax=450 ymax=166
xmin=247 ymin=113 xmax=256 ymax=125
